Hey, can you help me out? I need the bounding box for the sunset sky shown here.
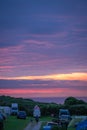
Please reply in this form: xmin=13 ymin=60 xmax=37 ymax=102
xmin=0 ymin=0 xmax=87 ymax=98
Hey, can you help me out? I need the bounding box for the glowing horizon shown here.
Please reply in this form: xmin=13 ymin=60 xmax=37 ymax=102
xmin=0 ymin=87 xmax=86 ymax=98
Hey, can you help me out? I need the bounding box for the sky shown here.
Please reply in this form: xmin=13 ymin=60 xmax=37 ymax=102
xmin=0 ymin=0 xmax=87 ymax=98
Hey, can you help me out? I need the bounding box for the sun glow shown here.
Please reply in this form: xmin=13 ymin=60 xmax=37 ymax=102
xmin=0 ymin=73 xmax=87 ymax=81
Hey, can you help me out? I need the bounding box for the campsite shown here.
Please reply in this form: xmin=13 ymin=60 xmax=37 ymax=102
xmin=0 ymin=96 xmax=87 ymax=130
xmin=0 ymin=0 xmax=87 ymax=129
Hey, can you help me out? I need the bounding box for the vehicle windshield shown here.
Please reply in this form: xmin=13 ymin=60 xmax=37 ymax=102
xmin=19 ymin=111 xmax=26 ymax=114
xmin=12 ymin=108 xmax=17 ymax=110
xmin=60 ymin=115 xmax=69 ymax=119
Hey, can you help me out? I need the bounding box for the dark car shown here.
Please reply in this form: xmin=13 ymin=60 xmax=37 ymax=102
xmin=17 ymin=111 xmax=27 ymax=119
xmin=46 ymin=122 xmax=59 ymax=129
xmin=0 ymin=113 xmax=4 ymax=130
xmin=47 ymin=122 xmax=58 ymax=127
xmin=59 ymin=114 xmax=71 ymax=124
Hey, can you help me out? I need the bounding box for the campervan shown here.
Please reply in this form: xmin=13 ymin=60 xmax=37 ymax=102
xmin=11 ymin=103 xmax=18 ymax=115
xmin=59 ymin=109 xmax=71 ymax=123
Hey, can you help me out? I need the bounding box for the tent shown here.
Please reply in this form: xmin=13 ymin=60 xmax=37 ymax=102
xmin=76 ymin=119 xmax=87 ymax=130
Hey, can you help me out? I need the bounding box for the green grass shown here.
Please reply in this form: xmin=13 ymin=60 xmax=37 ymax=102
xmin=3 ymin=116 xmax=76 ymax=130
xmin=40 ymin=116 xmax=52 ymax=122
xmin=4 ymin=116 xmax=30 ymax=130
xmin=68 ymin=128 xmax=75 ymax=130
xmin=4 ymin=116 xmax=52 ymax=130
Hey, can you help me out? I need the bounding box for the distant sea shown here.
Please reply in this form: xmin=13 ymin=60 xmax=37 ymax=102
xmin=32 ymin=97 xmax=87 ymax=104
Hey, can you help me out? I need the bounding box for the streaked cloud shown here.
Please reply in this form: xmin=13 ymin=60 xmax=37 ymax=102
xmin=0 ymin=0 xmax=87 ymax=98
xmin=0 ymin=73 xmax=87 ymax=81
xmin=0 ymin=87 xmax=86 ymax=98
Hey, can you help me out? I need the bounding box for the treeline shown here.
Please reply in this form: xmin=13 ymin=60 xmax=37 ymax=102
xmin=0 ymin=95 xmax=87 ymax=116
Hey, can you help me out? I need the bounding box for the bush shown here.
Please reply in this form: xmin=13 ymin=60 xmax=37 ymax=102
xmin=52 ymin=126 xmax=59 ymax=130
xmin=52 ymin=125 xmax=67 ymax=130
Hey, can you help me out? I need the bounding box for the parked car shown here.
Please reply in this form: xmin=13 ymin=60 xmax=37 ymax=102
xmin=43 ymin=122 xmax=59 ymax=130
xmin=47 ymin=122 xmax=58 ymax=127
xmin=0 ymin=113 xmax=4 ymax=130
xmin=11 ymin=103 xmax=18 ymax=115
xmin=17 ymin=111 xmax=27 ymax=119
xmin=59 ymin=114 xmax=71 ymax=124
xmin=59 ymin=109 xmax=70 ymax=118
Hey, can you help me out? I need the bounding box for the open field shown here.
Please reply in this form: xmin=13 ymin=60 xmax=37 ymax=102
xmin=4 ymin=116 xmax=52 ymax=130
xmin=4 ymin=116 xmax=30 ymax=130
xmin=40 ymin=116 xmax=52 ymax=122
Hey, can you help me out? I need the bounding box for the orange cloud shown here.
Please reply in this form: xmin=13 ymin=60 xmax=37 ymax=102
xmin=0 ymin=72 xmax=87 ymax=81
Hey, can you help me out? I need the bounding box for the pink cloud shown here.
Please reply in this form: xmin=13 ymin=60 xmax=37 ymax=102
xmin=23 ymin=39 xmax=54 ymax=48
xmin=0 ymin=87 xmax=86 ymax=98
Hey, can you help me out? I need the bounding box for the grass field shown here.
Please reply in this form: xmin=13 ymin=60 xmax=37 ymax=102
xmin=4 ymin=116 xmax=76 ymax=130
xmin=68 ymin=128 xmax=75 ymax=130
xmin=40 ymin=116 xmax=52 ymax=122
xmin=4 ymin=116 xmax=52 ymax=130
xmin=4 ymin=116 xmax=30 ymax=130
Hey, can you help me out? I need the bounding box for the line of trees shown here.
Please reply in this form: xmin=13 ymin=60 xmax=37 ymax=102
xmin=0 ymin=95 xmax=87 ymax=116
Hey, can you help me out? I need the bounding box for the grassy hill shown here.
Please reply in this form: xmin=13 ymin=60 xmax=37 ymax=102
xmin=0 ymin=95 xmax=58 ymax=116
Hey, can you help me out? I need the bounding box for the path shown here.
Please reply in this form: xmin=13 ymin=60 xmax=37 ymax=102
xmin=24 ymin=121 xmax=42 ymax=130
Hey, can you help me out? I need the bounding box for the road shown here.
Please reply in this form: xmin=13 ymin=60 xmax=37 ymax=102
xmin=24 ymin=121 xmax=42 ymax=130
